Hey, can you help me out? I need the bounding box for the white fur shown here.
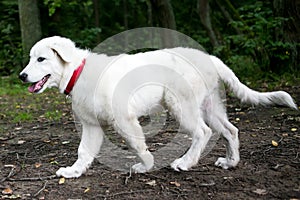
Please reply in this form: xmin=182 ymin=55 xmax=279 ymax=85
xmin=20 ymin=36 xmax=297 ymax=178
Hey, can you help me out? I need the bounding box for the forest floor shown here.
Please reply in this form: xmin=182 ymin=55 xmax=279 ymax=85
xmin=0 ymin=82 xmax=299 ymax=200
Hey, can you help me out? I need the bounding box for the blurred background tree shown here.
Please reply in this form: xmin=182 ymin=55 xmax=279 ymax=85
xmin=18 ymin=0 xmax=42 ymax=65
xmin=0 ymin=0 xmax=298 ymax=82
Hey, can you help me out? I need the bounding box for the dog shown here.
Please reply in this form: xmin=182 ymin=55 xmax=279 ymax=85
xmin=19 ymin=36 xmax=297 ymax=178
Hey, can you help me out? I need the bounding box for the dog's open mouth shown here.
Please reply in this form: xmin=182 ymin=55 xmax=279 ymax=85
xmin=28 ymin=74 xmax=51 ymax=93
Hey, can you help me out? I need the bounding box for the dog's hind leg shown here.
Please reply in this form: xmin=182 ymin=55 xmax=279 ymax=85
xmin=213 ymin=119 xmax=240 ymax=169
xmin=171 ymin=117 xmax=213 ymax=171
xmin=114 ymin=117 xmax=154 ymax=173
xmin=204 ymin=94 xmax=240 ymax=169
xmin=56 ymin=123 xmax=104 ymax=178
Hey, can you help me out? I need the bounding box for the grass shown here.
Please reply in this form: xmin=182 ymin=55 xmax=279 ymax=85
xmin=0 ymin=75 xmax=27 ymax=96
xmin=44 ymin=110 xmax=63 ymax=121
xmin=12 ymin=112 xmax=34 ymax=123
xmin=0 ymin=76 xmax=68 ymax=127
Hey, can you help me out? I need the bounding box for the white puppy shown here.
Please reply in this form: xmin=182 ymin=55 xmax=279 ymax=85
xmin=19 ymin=36 xmax=297 ymax=178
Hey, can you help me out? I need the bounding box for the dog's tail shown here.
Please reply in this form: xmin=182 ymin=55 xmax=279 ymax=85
xmin=211 ymin=56 xmax=298 ymax=109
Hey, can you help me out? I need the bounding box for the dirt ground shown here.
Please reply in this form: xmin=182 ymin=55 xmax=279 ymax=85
xmin=0 ymin=84 xmax=299 ymax=200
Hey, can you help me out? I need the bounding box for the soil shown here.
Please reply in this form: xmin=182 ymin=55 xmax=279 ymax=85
xmin=0 ymin=85 xmax=299 ymax=200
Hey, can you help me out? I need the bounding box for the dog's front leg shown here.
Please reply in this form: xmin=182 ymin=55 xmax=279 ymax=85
xmin=56 ymin=123 xmax=104 ymax=178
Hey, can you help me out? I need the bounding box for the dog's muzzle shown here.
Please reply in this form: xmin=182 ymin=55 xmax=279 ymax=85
xmin=19 ymin=73 xmax=51 ymax=93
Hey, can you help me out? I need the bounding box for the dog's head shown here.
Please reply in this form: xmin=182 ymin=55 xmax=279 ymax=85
xmin=19 ymin=36 xmax=76 ymax=93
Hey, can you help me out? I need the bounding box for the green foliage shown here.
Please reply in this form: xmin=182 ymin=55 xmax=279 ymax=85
xmin=0 ymin=0 xmax=23 ymax=75
xmin=42 ymin=0 xmax=103 ymax=48
xmin=43 ymin=0 xmax=63 ymax=16
xmin=0 ymin=0 xmax=298 ymax=83
xmin=219 ymin=1 xmax=294 ymax=74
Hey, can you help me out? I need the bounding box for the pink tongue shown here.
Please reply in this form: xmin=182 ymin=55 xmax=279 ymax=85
xmin=28 ymin=79 xmax=44 ymax=93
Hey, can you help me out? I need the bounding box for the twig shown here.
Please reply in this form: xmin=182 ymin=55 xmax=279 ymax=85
xmin=0 ymin=165 xmax=16 ymax=183
xmin=199 ymin=180 xmax=216 ymax=187
xmin=6 ymin=174 xmax=57 ymax=182
xmin=107 ymin=189 xmax=153 ymax=198
xmin=32 ymin=181 xmax=48 ymax=197
xmin=263 ymin=146 xmax=272 ymax=155
xmin=145 ymin=173 xmax=168 ymax=181
xmin=0 ymin=136 xmax=16 ymax=141
xmin=278 ymin=137 xmax=284 ymax=143
xmin=124 ymin=168 xmax=132 ymax=185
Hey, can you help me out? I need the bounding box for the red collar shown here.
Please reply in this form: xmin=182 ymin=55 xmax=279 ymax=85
xmin=64 ymin=59 xmax=86 ymax=95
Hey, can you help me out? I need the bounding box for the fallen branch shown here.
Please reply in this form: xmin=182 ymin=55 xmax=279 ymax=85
xmin=6 ymin=174 xmax=57 ymax=182
xmin=107 ymin=189 xmax=154 ymax=198
xmin=0 ymin=165 xmax=16 ymax=183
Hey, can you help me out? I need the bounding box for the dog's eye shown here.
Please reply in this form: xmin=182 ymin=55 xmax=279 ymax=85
xmin=37 ymin=57 xmax=46 ymax=62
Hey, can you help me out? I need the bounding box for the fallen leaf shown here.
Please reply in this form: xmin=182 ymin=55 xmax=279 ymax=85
xmin=253 ymin=188 xmax=267 ymax=195
xmin=1 ymin=194 xmax=21 ymax=199
xmin=58 ymin=177 xmax=65 ymax=184
xmin=2 ymin=187 xmax=13 ymax=195
xmin=282 ymin=133 xmax=288 ymax=137
xmin=291 ymin=128 xmax=297 ymax=132
xmin=50 ymin=161 xmax=59 ymax=165
xmin=35 ymin=163 xmax=42 ymax=168
xmin=272 ymin=140 xmax=278 ymax=147
xmin=62 ymin=141 xmax=70 ymax=145
xmin=146 ymin=180 xmax=156 ymax=186
xmin=170 ymin=181 xmax=180 ymax=187
xmin=84 ymin=187 xmax=90 ymax=193
xmin=17 ymin=140 xmax=26 ymax=144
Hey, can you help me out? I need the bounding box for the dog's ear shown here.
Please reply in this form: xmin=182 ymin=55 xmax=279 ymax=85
xmin=49 ymin=39 xmax=75 ymax=63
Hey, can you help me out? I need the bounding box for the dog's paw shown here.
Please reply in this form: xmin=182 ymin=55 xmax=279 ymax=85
xmin=171 ymin=158 xmax=190 ymax=171
xmin=56 ymin=166 xmax=83 ymax=178
xmin=132 ymin=163 xmax=149 ymax=173
xmin=215 ymin=157 xmax=235 ymax=169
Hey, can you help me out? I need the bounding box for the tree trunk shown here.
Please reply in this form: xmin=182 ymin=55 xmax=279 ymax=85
xmin=150 ymin=0 xmax=176 ymax=47
xmin=123 ymin=0 xmax=129 ymax=30
xmin=150 ymin=0 xmax=176 ymax=29
xmin=93 ymin=0 xmax=101 ymax=42
xmin=146 ymin=0 xmax=153 ymax=26
xmin=273 ymin=0 xmax=300 ymax=72
xmin=18 ymin=0 xmax=42 ymax=65
xmin=197 ymin=0 xmax=219 ymax=48
xmin=216 ymin=0 xmax=242 ymax=34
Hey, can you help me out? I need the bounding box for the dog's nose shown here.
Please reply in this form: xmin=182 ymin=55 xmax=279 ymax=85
xmin=19 ymin=73 xmax=28 ymax=82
